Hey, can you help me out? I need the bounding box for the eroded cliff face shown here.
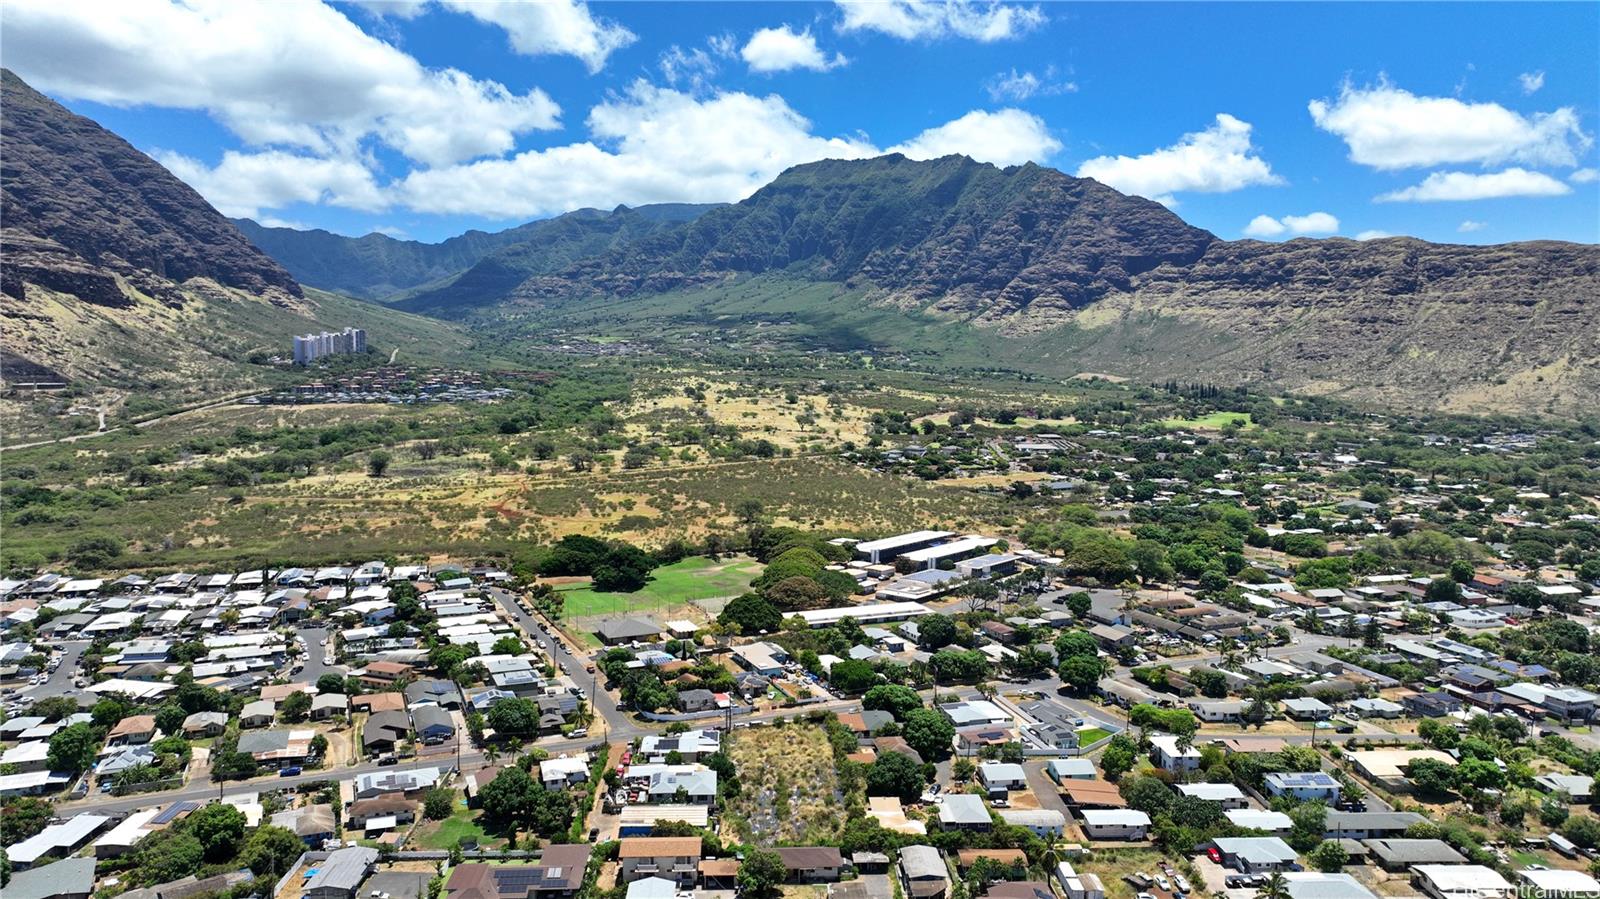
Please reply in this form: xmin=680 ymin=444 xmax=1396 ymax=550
xmin=1 ymin=69 xmax=302 ymax=307
xmin=510 ymin=154 xmax=1217 ymax=313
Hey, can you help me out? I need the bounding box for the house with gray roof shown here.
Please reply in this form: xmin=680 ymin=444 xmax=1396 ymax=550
xmin=3 ymin=856 xmax=97 ymax=899
xmin=1364 ymin=839 xmax=1468 ymax=871
xmin=938 ymin=794 xmax=993 ymax=830
xmin=304 ymin=846 xmax=378 ymax=899
xmin=594 ymin=616 xmax=663 ymax=645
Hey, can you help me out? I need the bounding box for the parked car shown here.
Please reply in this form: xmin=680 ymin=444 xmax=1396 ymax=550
xmin=377 ymin=755 xmax=399 ymax=766
xmin=280 ymin=766 xmax=302 ymax=777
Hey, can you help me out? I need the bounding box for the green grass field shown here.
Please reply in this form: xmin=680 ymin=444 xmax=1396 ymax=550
xmin=1077 ymin=726 xmax=1112 ymax=746
xmin=1160 ymin=411 xmax=1255 ymax=431
xmin=555 ymin=555 xmax=763 ymax=618
xmin=414 ymin=803 xmax=499 ymax=850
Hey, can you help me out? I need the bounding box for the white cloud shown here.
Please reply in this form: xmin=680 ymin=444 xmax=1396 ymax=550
xmin=1243 ymin=215 xmax=1286 ymax=238
xmin=351 ymin=0 xmax=428 ymax=18
xmin=1309 ymin=80 xmax=1591 ymax=170
xmin=0 ymin=0 xmax=560 ymax=167
xmin=1282 ymin=212 xmax=1340 ymax=234
xmin=371 ymin=225 xmax=409 ymax=238
xmin=438 ymin=0 xmax=635 ymax=73
xmin=257 ymin=216 xmax=312 ymax=230
xmin=1519 ymin=71 xmax=1545 ymax=94
xmin=741 ymin=25 xmax=847 ymax=73
xmin=1242 ymin=211 xmax=1339 ymax=239
xmin=156 ymin=149 xmax=389 ymax=219
xmin=1376 ymin=168 xmax=1572 ymax=202
xmin=1076 ymin=114 xmax=1283 ymax=206
xmin=660 ymin=46 xmax=718 ymax=90
xmin=396 ymin=85 xmax=1062 ymax=219
xmin=1570 ymin=168 xmax=1599 ymax=184
xmin=396 ymin=82 xmax=878 ymax=218
xmin=835 ymin=0 xmax=1045 ymax=42
xmin=659 ymin=34 xmax=737 ymax=91
xmin=1457 ymin=220 xmax=1487 ymax=232
xmin=889 ymin=109 xmax=1060 ymax=166
xmin=1355 ymin=230 xmax=1393 ymax=241
xmin=985 ymin=66 xmax=1076 ymax=102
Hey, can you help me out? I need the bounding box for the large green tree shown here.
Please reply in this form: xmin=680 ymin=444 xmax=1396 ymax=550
xmin=47 ymin=723 xmax=100 ymax=772
xmin=862 ymin=685 xmax=922 ymax=720
xmin=902 ymin=708 xmax=955 ymax=761
xmin=865 ymin=751 xmax=925 ymax=802
xmin=737 ymin=849 xmax=788 ymax=899
xmin=187 ymin=802 xmax=247 ymax=861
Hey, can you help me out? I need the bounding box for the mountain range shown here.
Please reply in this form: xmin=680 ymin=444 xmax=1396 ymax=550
xmin=2 ymin=68 xmax=1597 ymax=416
xmin=0 ymin=68 xmax=462 ymax=407
xmin=232 ymin=201 xmax=713 ymax=303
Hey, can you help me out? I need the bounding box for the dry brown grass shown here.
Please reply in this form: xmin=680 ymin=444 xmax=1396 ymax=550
xmin=722 ymin=723 xmax=845 ymax=846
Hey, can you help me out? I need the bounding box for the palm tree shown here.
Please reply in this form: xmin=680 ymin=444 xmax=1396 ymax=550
xmin=1036 ymin=833 xmax=1066 ymax=876
xmin=1256 ymin=871 xmax=1289 ymax=899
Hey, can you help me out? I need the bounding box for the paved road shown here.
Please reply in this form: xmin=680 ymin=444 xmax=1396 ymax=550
xmin=17 ymin=641 xmax=90 ymax=700
xmin=293 ymin=623 xmax=346 ymax=685
xmin=487 ymin=587 xmax=640 ymax=742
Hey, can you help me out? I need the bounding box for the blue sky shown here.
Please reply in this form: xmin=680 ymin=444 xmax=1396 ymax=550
xmin=5 ymin=1 xmax=1596 ymax=244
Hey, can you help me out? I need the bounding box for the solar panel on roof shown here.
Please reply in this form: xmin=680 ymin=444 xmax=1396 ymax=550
xmin=151 ymin=800 xmax=199 ymax=825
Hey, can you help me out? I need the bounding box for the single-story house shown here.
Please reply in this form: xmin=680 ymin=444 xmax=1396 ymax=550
xmin=1079 ymin=809 xmax=1150 ymax=841
xmin=1211 ymin=837 xmax=1300 ymax=873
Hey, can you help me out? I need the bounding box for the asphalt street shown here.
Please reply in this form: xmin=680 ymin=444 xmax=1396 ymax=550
xmin=16 ymin=640 xmax=90 ymax=700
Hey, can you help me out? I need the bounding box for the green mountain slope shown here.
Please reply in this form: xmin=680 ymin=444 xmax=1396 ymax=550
xmin=501 ymin=154 xmax=1216 ymax=318
xmin=0 ymin=69 xmax=475 ymax=438
xmin=389 ymin=203 xmax=715 ymax=315
xmin=236 ymin=203 xmax=716 ymax=304
xmin=484 ymin=154 xmax=1598 ymax=415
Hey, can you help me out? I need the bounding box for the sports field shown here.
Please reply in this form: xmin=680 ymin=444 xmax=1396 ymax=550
xmin=553 ymin=555 xmax=763 ymax=618
xmin=1159 ymin=411 xmax=1254 ymax=431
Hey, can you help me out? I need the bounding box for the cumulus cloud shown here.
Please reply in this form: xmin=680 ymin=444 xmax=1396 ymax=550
xmin=0 ymin=0 xmax=560 ymax=167
xmin=1457 ymin=220 xmax=1487 ymax=232
xmin=350 ymin=0 xmax=428 ymax=18
xmin=835 ymin=0 xmax=1045 ymax=42
xmin=439 ymin=0 xmax=635 ymax=73
xmin=156 ymin=149 xmax=389 ymax=218
xmin=1519 ymin=71 xmax=1545 ymax=94
xmin=1355 ymin=230 xmax=1393 ymax=241
xmin=985 ymin=66 xmax=1076 ymax=102
xmin=1243 ymin=211 xmax=1339 ymax=239
xmin=1309 ymin=80 xmax=1591 ymax=170
xmin=1375 ymin=168 xmax=1572 ymax=202
xmin=1076 ymin=114 xmax=1283 ymax=206
xmin=1242 ymin=215 xmax=1286 ymax=238
xmin=889 ymin=109 xmax=1059 ymax=166
xmin=741 ymin=25 xmax=847 ymax=73
xmin=1570 ymin=168 xmax=1599 ymax=184
xmin=396 ymin=87 xmax=1061 ymax=218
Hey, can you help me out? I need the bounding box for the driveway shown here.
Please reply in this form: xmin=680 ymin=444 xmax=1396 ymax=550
xmin=858 ymin=874 xmax=892 ymax=899
xmin=1023 ymin=759 xmax=1072 ymax=817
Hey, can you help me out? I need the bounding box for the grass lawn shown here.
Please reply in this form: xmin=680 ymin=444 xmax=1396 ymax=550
xmin=554 ymin=555 xmax=763 ymax=619
xmin=1509 ymin=849 xmax=1548 ymax=868
xmin=1077 ymin=727 xmax=1112 ymax=746
xmin=1160 ymin=411 xmax=1254 ymax=431
xmin=413 ymin=803 xmax=499 ymax=851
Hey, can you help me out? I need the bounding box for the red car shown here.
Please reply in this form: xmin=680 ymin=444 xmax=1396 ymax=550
xmin=1206 ymin=847 xmax=1221 ymax=863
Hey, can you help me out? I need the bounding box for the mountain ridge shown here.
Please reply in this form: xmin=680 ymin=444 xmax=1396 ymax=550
xmin=0 ymin=69 xmax=301 ymax=310
xmin=233 ymin=202 xmax=717 ymax=301
xmin=0 ymin=69 xmax=467 ymax=425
